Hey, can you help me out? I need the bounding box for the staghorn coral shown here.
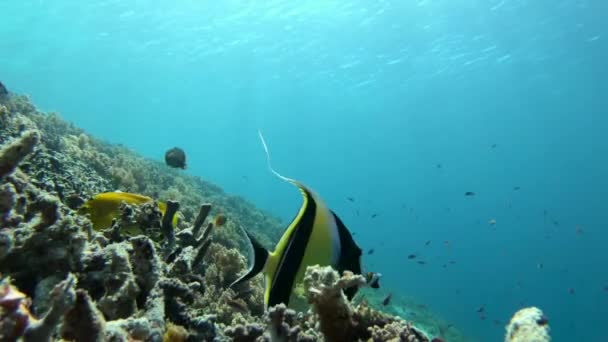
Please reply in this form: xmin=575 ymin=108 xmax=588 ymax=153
xmin=505 ymin=307 xmax=550 ymax=342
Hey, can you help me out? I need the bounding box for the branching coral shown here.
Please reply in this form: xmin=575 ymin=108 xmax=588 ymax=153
xmin=266 ymin=303 xmax=319 ymax=342
xmin=304 ymin=265 xmax=366 ymax=342
xmin=224 ymin=315 xmax=265 ymax=342
xmin=302 ymin=265 xmax=430 ymax=342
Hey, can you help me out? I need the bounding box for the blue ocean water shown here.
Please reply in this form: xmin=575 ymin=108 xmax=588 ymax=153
xmin=1 ymin=0 xmax=606 ymax=340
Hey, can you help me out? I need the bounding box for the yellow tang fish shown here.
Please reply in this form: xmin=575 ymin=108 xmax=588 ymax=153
xmin=78 ymin=192 xmax=178 ymax=235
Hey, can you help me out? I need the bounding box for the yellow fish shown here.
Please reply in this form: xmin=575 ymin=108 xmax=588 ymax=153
xmin=78 ymin=192 xmax=178 ymax=234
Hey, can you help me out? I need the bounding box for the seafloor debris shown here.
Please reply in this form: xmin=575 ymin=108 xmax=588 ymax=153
xmin=0 ymin=93 xmax=467 ymax=341
xmin=504 ymin=307 xmax=550 ymax=342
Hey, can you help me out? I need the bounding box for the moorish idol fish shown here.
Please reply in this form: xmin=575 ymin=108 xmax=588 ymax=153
xmin=229 ymin=131 xmax=370 ymax=308
xmin=78 ymin=191 xmax=178 ymax=234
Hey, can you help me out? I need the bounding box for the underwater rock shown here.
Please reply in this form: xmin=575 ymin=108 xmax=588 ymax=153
xmin=505 ymin=307 xmax=550 ymax=342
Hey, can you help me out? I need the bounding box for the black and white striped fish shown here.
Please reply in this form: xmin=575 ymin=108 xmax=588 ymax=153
xmin=229 ymin=131 xmax=377 ymax=308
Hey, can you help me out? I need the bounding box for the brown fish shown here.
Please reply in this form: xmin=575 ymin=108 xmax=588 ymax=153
xmin=165 ymin=147 xmax=187 ymax=169
xmin=214 ymin=213 xmax=227 ymax=227
xmin=382 ymin=293 xmax=392 ymax=306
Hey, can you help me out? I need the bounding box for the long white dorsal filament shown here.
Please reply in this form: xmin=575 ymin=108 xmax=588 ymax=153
xmin=258 ymin=130 xmax=295 ymax=183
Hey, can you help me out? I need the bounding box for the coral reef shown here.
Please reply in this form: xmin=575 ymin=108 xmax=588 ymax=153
xmin=0 ymin=274 xmax=76 ymax=342
xmin=265 ymin=303 xmax=319 ymax=341
xmin=505 ymin=307 xmax=550 ymax=342
xmin=0 ymin=92 xmax=465 ymax=341
xmin=304 ymin=265 xmax=429 ymax=342
xmin=61 ymin=289 xmax=106 ymax=342
xmin=304 ymin=265 xmax=366 ymax=341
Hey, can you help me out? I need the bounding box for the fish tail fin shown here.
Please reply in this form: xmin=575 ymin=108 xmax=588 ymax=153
xmin=229 ymin=229 xmax=269 ymax=289
xmin=258 ymin=130 xmax=296 ymax=184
